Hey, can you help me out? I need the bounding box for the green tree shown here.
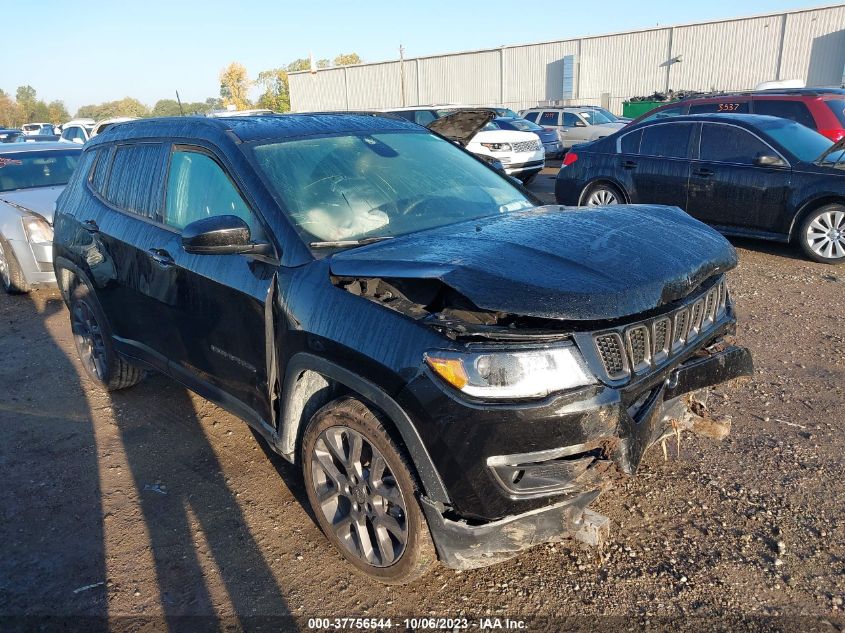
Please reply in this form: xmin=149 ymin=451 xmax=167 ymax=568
xmin=151 ymin=99 xmax=183 ymax=117
xmin=286 ymin=58 xmax=311 ymax=73
xmin=256 ymin=68 xmax=290 ymax=113
xmin=333 ymin=53 xmax=361 ymax=66
xmin=219 ymin=62 xmax=252 ymax=110
xmin=16 ymin=85 xmax=37 ymax=121
xmin=316 ymin=58 xmax=330 ymax=69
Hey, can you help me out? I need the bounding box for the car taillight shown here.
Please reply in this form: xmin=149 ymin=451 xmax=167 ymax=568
xmin=819 ymin=129 xmax=845 ymax=142
xmin=563 ymin=152 xmax=579 ymax=166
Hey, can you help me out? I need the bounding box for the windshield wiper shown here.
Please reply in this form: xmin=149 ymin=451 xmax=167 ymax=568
xmin=309 ymin=236 xmax=394 ymax=249
xmin=816 ymin=136 xmax=845 ymax=164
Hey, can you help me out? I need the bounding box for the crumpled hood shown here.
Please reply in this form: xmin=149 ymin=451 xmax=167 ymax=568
xmin=427 ymin=110 xmax=496 ymax=146
xmin=329 ymin=205 xmax=738 ymax=321
xmin=0 ymin=186 xmax=64 ymax=223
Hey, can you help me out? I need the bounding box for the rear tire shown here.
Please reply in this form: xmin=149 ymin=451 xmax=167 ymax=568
xmin=69 ymin=283 xmax=145 ymax=390
xmin=797 ymin=203 xmax=845 ymax=264
xmin=302 ymin=397 xmax=437 ymax=584
xmin=581 ymin=181 xmax=623 ymax=206
xmin=0 ymin=236 xmax=30 ymax=294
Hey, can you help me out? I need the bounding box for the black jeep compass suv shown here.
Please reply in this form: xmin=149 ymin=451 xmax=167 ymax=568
xmin=53 ymin=114 xmax=752 ymax=583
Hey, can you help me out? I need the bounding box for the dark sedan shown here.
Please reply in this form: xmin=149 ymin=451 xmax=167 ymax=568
xmin=486 ymin=116 xmax=563 ymax=158
xmin=555 ymin=113 xmax=845 ymax=263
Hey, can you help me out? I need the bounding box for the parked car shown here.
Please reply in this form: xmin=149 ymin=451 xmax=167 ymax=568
xmin=386 ymin=107 xmax=545 ymax=182
xmin=21 ymin=123 xmax=55 ymax=136
xmin=555 ymin=113 xmax=845 ymax=263
xmin=60 ymin=119 xmax=96 ymax=144
xmin=579 ymin=105 xmax=632 ymax=124
xmin=520 ymin=107 xmax=625 ymax=149
xmin=630 ymin=88 xmax=845 ymax=141
xmin=0 ymin=128 xmax=22 ymax=143
xmin=0 ymin=142 xmax=82 ymax=293
xmin=53 ymin=114 xmax=751 ymax=584
xmin=485 ymin=116 xmax=563 ymax=158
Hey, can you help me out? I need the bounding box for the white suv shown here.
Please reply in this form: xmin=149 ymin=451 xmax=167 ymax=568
xmin=384 ymin=107 xmax=545 ymax=183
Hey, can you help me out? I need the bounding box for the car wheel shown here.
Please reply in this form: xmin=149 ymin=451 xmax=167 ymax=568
xmin=302 ymin=397 xmax=437 ymax=584
xmin=0 ymin=236 xmax=30 ymax=294
xmin=582 ymin=182 xmax=623 ymax=206
xmin=520 ymin=173 xmax=537 ymax=186
xmin=69 ymin=283 xmax=145 ymax=390
xmin=798 ymin=204 xmax=845 ymax=264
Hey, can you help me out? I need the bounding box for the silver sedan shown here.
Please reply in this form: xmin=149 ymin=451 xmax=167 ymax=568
xmin=0 ymin=142 xmax=81 ymax=293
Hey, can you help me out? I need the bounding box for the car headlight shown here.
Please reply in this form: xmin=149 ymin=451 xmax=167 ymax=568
xmin=480 ymin=142 xmax=512 ymax=152
xmin=22 ymin=216 xmax=53 ymax=244
xmin=424 ymin=346 xmax=594 ymax=399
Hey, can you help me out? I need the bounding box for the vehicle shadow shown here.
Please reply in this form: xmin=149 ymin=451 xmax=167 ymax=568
xmin=107 ymin=373 xmax=294 ymax=630
xmin=727 ymin=236 xmax=806 ymax=263
xmin=0 ymin=291 xmax=108 ymax=629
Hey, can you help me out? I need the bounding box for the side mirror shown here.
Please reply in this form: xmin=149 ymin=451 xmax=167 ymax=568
xmin=753 ymin=154 xmax=786 ymax=167
xmin=574 ymin=120 xmax=587 ymax=127
xmin=182 ymin=215 xmax=254 ymax=255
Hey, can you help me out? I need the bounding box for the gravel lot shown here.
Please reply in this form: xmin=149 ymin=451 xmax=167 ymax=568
xmin=1 ymin=168 xmax=843 ymax=631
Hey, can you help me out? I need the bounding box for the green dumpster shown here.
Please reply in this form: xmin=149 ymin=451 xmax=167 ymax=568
xmin=622 ymin=100 xmax=678 ymax=120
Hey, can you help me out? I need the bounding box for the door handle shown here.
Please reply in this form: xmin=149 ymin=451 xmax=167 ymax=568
xmin=148 ymin=248 xmax=174 ymax=267
xmin=621 ymin=160 xmax=637 ymax=169
xmin=82 ymin=219 xmax=99 ymax=233
xmin=693 ymin=168 xmax=714 ymax=177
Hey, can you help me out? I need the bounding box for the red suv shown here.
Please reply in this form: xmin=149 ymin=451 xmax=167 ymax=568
xmin=632 ymin=89 xmax=845 ymax=141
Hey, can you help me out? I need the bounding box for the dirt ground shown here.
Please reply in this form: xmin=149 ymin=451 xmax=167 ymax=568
xmin=1 ymin=168 xmax=844 ymax=631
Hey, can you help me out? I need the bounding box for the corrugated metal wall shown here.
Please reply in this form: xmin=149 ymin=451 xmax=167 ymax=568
xmin=289 ymin=5 xmax=845 ymax=114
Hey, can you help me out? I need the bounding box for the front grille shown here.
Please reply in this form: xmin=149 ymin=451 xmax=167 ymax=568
xmin=594 ymin=333 xmax=627 ymax=380
xmin=590 ymin=277 xmax=729 ymax=383
xmin=512 ymin=140 xmax=540 ymax=152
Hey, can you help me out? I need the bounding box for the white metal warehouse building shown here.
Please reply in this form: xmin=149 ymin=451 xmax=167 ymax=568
xmin=289 ymin=4 xmax=845 ymax=115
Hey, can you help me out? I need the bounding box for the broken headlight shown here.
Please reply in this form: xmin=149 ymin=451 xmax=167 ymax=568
xmin=425 ymin=346 xmax=594 ymax=399
xmin=22 ymin=216 xmax=53 ymax=244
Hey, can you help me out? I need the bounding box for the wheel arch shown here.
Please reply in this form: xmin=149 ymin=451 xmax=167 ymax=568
xmin=278 ymin=352 xmax=451 ymax=504
xmin=788 ymin=196 xmax=845 ymax=242
xmin=577 ymin=178 xmax=630 ymax=205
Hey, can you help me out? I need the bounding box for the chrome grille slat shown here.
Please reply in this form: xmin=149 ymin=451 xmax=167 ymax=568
xmin=591 ymin=278 xmax=729 ymax=382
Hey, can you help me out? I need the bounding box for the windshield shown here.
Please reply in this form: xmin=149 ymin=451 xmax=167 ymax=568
xmin=506 ymin=119 xmax=543 ymax=132
xmin=578 ymin=110 xmax=614 ymax=125
xmin=595 ymin=108 xmax=620 ymax=121
xmin=251 ymin=131 xmax=533 ymax=247
xmin=494 ymin=108 xmax=520 ymax=119
xmin=758 ymin=117 xmax=840 ymax=162
xmin=0 ymin=150 xmax=80 ymax=192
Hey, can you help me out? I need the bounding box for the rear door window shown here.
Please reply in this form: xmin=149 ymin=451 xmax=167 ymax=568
xmin=539 ymin=111 xmax=560 ymax=126
xmin=165 ymin=148 xmax=265 ymax=239
xmin=522 ymin=111 xmax=539 ymax=123
xmin=104 ymin=143 xmax=167 ymax=219
xmin=698 ymin=124 xmax=776 ymax=164
xmin=753 ymin=100 xmax=817 ymax=129
xmin=639 ymin=123 xmax=694 ymax=159
xmin=688 ymin=101 xmax=749 ymax=114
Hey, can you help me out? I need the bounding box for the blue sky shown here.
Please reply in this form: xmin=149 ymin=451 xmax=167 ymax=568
xmin=0 ymin=0 xmax=828 ymax=113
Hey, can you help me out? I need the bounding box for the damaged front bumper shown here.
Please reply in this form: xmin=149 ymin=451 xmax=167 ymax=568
xmin=417 ymin=342 xmax=753 ymax=570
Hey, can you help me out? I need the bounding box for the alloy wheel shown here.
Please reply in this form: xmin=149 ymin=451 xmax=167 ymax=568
xmin=805 ymin=209 xmax=845 ymax=259
xmin=71 ymin=300 xmax=107 ymax=380
xmin=585 ymin=187 xmax=619 ymax=206
xmin=0 ymin=241 xmax=9 ymax=289
xmin=310 ymin=426 xmax=408 ymax=567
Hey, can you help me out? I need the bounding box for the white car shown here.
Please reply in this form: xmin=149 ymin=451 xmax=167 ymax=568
xmin=384 ymin=107 xmax=545 ymax=183
xmin=21 ymin=123 xmax=55 ymax=136
xmin=59 ymin=116 xmax=138 ymax=144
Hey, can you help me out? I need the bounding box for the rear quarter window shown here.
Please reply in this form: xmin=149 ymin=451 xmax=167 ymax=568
xmin=89 ymin=148 xmax=111 ymax=194
xmin=619 ymin=129 xmax=642 ymax=154
xmin=104 ymin=143 xmax=167 ymax=219
xmin=823 ymin=99 xmax=845 ymax=126
xmin=539 ymin=111 xmax=560 ymax=126
xmin=753 ymin=100 xmax=816 ymax=129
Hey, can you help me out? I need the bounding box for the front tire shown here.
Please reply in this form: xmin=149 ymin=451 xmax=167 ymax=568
xmin=69 ymin=283 xmax=145 ymax=390
xmin=798 ymin=203 xmax=845 ymax=264
xmin=581 ymin=181 xmax=623 ymax=206
xmin=302 ymin=397 xmax=436 ymax=584
xmin=0 ymin=236 xmax=30 ymax=294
